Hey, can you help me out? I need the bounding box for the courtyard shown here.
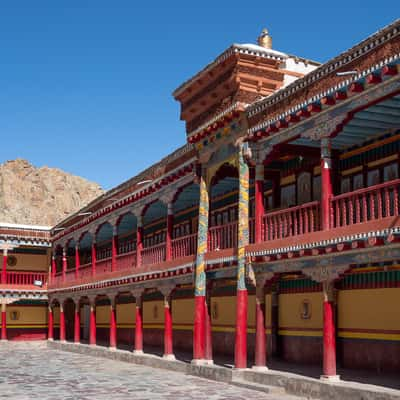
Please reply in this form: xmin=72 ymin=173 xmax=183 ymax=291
xmin=0 ymin=342 xmax=298 ymax=400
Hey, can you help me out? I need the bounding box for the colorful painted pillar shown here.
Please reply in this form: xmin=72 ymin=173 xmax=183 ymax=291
xmin=74 ymin=301 xmax=80 ymax=343
xmin=75 ymin=244 xmax=80 ymax=280
xmin=89 ymin=300 xmax=96 ymax=346
xmin=2 ymin=249 xmax=8 ymax=284
xmin=60 ymin=303 xmax=66 ymax=342
xmin=1 ymin=302 xmax=7 ymax=341
xmin=91 ymin=242 xmax=97 ymax=277
xmin=62 ymin=249 xmax=67 ymax=282
xmin=321 ymin=280 xmax=339 ymax=380
xmin=111 ymin=226 xmax=118 ymax=272
xmin=109 ymin=297 xmax=117 ymax=350
xmin=48 ymin=304 xmax=54 ymax=341
xmin=162 ymin=288 xmax=175 ymax=360
xmin=235 ymin=148 xmax=250 ymax=369
xmin=193 ymin=166 xmax=209 ymax=363
xmin=321 ymin=137 xmax=333 ymax=230
xmin=205 ymin=282 xmax=213 ymax=363
xmin=133 ymin=291 xmax=143 ymax=354
xmin=254 ymin=163 xmax=265 ymax=243
xmin=136 ymin=216 xmax=143 ymax=267
xmin=165 ymin=203 xmax=174 ymax=262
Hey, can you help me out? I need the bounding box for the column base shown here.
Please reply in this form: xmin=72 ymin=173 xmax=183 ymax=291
xmin=47 ymin=338 xmax=54 ymax=341
xmin=252 ymin=365 xmax=269 ymax=372
xmin=133 ymin=349 xmax=144 ymax=355
xmin=191 ymin=359 xmax=210 ymax=366
xmin=109 ymin=346 xmax=117 ymax=351
xmin=204 ymin=359 xmax=214 ymax=365
xmin=163 ymin=354 xmax=176 ymax=361
xmin=320 ymin=375 xmax=340 ymax=382
xmin=89 ymin=343 xmax=96 ymax=347
xmin=0 ymin=339 xmax=8 ymax=342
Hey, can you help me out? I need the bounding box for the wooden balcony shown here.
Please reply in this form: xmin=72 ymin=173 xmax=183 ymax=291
xmin=49 ymin=179 xmax=400 ymax=289
xmin=1 ymin=271 xmax=48 ymax=289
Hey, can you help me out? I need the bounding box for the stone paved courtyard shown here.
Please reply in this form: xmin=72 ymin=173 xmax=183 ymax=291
xmin=0 ymin=342 xmax=297 ymax=400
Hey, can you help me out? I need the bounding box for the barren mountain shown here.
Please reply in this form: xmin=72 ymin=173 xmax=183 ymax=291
xmin=0 ymin=159 xmax=104 ymax=226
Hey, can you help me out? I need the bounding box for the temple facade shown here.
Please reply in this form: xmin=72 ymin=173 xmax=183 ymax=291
xmin=3 ymin=20 xmax=400 ymax=380
xmin=0 ymin=223 xmax=50 ymax=340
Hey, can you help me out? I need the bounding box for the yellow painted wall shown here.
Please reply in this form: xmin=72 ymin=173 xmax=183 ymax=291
xmin=4 ymin=306 xmax=47 ymax=326
xmin=278 ymin=292 xmax=323 ymax=336
xmin=172 ymin=298 xmax=194 ymax=327
xmin=53 ymin=307 xmax=60 ymax=325
xmin=143 ymin=300 xmax=164 ymax=325
xmin=211 ymin=295 xmax=255 ymax=332
xmin=338 ymin=288 xmax=400 ymax=333
xmin=10 ymin=253 xmax=49 ymax=272
xmin=116 ymin=303 xmax=136 ymax=328
xmin=96 ymin=305 xmax=110 ymax=327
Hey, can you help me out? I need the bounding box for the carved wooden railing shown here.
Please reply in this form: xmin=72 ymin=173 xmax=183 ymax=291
xmin=331 ymin=179 xmax=400 ymax=228
xmin=96 ymin=258 xmax=112 ymax=274
xmin=208 ymin=221 xmax=238 ymax=251
xmin=262 ymin=201 xmax=321 ymax=241
xmin=116 ymin=251 xmax=137 ymax=270
xmin=172 ymin=233 xmax=197 ymax=259
xmin=4 ymin=271 xmax=48 ymax=286
xmin=141 ymin=243 xmax=166 ymax=266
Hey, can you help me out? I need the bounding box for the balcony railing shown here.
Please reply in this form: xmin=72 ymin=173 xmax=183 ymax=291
xmin=208 ymin=221 xmax=238 ymax=251
xmin=116 ymin=251 xmax=137 ymax=271
xmin=96 ymin=257 xmax=112 ymax=274
xmin=172 ymin=233 xmax=197 ymax=259
xmin=3 ymin=271 xmax=48 ymax=287
xmin=141 ymin=243 xmax=166 ymax=266
xmin=331 ymin=179 xmax=400 ymax=228
xmin=78 ymin=263 xmax=92 ymax=279
xmin=262 ymin=201 xmax=321 ymax=241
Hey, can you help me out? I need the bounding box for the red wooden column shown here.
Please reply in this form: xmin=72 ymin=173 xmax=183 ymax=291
xmin=165 ymin=203 xmax=174 ymax=261
xmin=111 ymin=226 xmax=118 ymax=272
xmin=48 ymin=304 xmax=54 ymax=340
xmin=51 ymin=255 xmax=56 ymax=281
xmin=1 ymin=302 xmax=7 ymax=341
xmin=75 ymin=244 xmax=80 ymax=280
xmin=205 ymin=283 xmax=213 ymax=363
xmin=136 ymin=217 xmax=143 ymax=267
xmin=162 ymin=287 xmax=175 ymax=359
xmin=74 ymin=301 xmax=80 ymax=343
xmin=321 ymin=280 xmax=339 ymax=381
xmin=2 ymin=249 xmax=8 ymax=284
xmin=133 ymin=291 xmax=143 ymax=354
xmin=255 ymin=163 xmax=265 ymax=243
xmin=60 ymin=303 xmax=66 ymax=342
xmin=253 ymin=274 xmax=271 ymax=370
xmin=109 ymin=297 xmax=117 ymax=350
xmin=321 ymin=137 xmax=333 ymax=230
xmin=62 ymin=249 xmax=67 ymax=282
xmin=91 ymin=242 xmax=97 ymax=277
xmin=89 ymin=299 xmax=96 ymax=346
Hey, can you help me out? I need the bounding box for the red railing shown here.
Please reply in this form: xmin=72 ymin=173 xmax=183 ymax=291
xmin=4 ymin=271 xmax=48 ymax=286
xmin=172 ymin=233 xmax=197 ymax=259
xmin=96 ymin=258 xmax=112 ymax=274
xmin=331 ymin=179 xmax=400 ymax=228
xmin=116 ymin=251 xmax=137 ymax=270
xmin=208 ymin=221 xmax=238 ymax=251
xmin=78 ymin=263 xmax=92 ymax=279
xmin=141 ymin=243 xmax=166 ymax=265
xmin=262 ymin=201 xmax=321 ymax=241
xmin=65 ymin=269 xmax=76 ymax=282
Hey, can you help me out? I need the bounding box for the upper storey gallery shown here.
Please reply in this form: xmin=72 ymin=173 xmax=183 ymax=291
xmin=49 ymin=21 xmax=400 ymax=288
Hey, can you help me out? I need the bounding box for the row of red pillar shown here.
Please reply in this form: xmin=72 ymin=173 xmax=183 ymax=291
xmin=48 ymin=293 xmax=174 ymax=358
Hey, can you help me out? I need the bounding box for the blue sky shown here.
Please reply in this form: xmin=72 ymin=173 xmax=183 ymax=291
xmin=0 ymin=1 xmax=397 ymax=189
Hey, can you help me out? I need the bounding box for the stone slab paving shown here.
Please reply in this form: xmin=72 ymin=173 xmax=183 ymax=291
xmin=0 ymin=342 xmax=300 ymax=400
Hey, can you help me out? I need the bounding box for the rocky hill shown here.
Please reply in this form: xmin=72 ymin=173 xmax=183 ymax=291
xmin=0 ymin=159 xmax=104 ymax=226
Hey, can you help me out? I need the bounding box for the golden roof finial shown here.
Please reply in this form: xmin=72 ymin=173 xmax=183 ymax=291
xmin=257 ymin=28 xmax=272 ymax=49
